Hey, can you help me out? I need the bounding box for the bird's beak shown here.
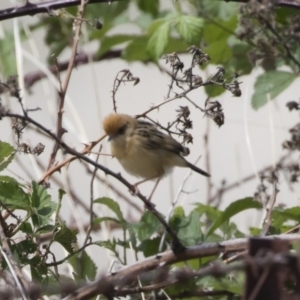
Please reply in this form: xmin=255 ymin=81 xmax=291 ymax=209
xmin=108 ymin=134 xmax=115 ymax=141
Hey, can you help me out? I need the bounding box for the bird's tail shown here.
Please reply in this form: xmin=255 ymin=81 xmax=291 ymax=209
xmin=186 ymin=161 xmax=210 ymax=177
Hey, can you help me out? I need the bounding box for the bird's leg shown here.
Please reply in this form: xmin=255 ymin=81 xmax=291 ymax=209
xmin=147 ymin=178 xmax=160 ymax=202
xmin=131 ymin=177 xmax=158 ymax=196
xmin=130 ymin=178 xmax=151 ymax=195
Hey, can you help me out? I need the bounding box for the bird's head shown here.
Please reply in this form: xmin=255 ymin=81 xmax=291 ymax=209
xmin=103 ymin=113 xmax=135 ymax=141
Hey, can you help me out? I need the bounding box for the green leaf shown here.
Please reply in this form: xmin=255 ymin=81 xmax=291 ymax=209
xmin=30 ymin=181 xmax=57 ymax=227
xmin=15 ymin=239 xmax=37 ymax=255
xmin=69 ymin=250 xmax=97 ymax=281
xmin=54 ymin=224 xmax=77 ymax=254
xmin=136 ymin=211 xmax=163 ymax=241
xmin=138 ymin=237 xmax=161 ymax=257
xmin=252 ymin=71 xmax=295 ymax=109
xmin=0 ymin=141 xmax=15 ymax=172
xmin=93 ymin=216 xmax=120 ymax=225
xmin=0 ymin=181 xmax=29 ymax=209
xmin=98 ymin=34 xmax=136 ymax=57
xmin=147 ymin=20 xmax=171 ymax=59
xmin=204 ymin=84 xmax=225 ymax=97
xmin=206 ymin=38 xmax=232 ymax=64
xmin=123 ymin=36 xmax=150 ymax=61
xmin=34 ymin=225 xmax=56 ymax=235
xmin=177 ymin=210 xmax=202 ymax=246
xmin=164 ymin=38 xmax=190 ymax=53
xmin=197 ymin=273 xmax=243 ymax=295
xmin=203 ymin=16 xmax=237 ymax=44
xmin=170 ymin=206 xmax=185 ymax=227
xmin=135 ymin=13 xmax=153 ymax=30
xmin=0 ymin=33 xmax=17 ymax=76
xmin=30 ymin=255 xmax=48 ymax=283
xmin=19 ymin=222 xmax=33 ymax=234
xmin=200 ymin=0 xmax=239 ymax=20
xmin=86 ymin=1 xmax=129 ymax=23
xmin=95 ymin=239 xmax=119 ymax=257
xmin=272 ymin=206 xmax=300 ymax=228
xmin=203 ymin=16 xmax=237 ymax=64
xmin=0 ymin=176 xmax=18 ymax=183
xmin=94 ymin=197 xmax=124 ymax=222
xmin=175 ymin=15 xmax=204 ymax=45
xmin=194 ymin=203 xmax=221 ymax=221
xmin=205 ymin=198 xmax=262 ymax=238
xmin=228 ymin=37 xmax=252 ymax=74
xmin=136 ymin=0 xmax=159 ymax=17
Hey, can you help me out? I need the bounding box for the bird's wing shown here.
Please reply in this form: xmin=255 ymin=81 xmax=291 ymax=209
xmin=135 ymin=120 xmax=186 ymax=155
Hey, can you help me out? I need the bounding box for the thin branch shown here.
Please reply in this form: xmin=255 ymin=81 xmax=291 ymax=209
xmin=46 ymin=0 xmax=87 ymax=171
xmin=0 ymin=0 xmax=122 ymax=21
xmin=0 ymin=216 xmax=30 ymax=299
xmin=261 ymin=182 xmax=279 ymax=236
xmin=208 ymin=154 xmax=288 ymax=204
xmin=1 ymin=112 xmax=185 ymax=253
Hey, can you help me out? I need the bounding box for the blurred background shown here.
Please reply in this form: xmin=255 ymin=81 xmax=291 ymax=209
xmin=0 ymin=0 xmax=299 ymax=273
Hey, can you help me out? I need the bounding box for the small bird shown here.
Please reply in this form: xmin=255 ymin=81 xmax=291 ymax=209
xmin=103 ymin=113 xmax=210 ymax=186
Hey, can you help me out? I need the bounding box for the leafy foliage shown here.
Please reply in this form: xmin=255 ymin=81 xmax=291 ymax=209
xmin=0 ymin=0 xmax=299 ymax=298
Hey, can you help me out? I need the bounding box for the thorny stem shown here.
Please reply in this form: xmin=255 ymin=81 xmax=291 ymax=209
xmin=46 ymin=0 xmax=87 ymax=171
xmin=2 ymin=112 xmax=185 ymax=253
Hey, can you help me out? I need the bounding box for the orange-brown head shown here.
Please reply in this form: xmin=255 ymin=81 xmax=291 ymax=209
xmin=103 ymin=113 xmax=136 ymax=140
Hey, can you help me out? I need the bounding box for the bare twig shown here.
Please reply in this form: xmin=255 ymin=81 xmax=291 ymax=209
xmin=0 ymin=216 xmax=30 ymax=299
xmin=261 ymin=182 xmax=279 ymax=236
xmin=208 ymin=154 xmax=288 ymax=204
xmin=63 ymin=234 xmax=300 ymax=300
xmin=46 ymin=0 xmax=87 ymax=171
xmin=1 ymin=112 xmax=185 ymax=253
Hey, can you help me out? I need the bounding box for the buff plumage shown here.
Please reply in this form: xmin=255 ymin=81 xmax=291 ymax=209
xmin=103 ymin=113 xmax=210 ymax=180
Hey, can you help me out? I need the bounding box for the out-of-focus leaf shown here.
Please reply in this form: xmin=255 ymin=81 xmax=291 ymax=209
xmin=147 ymin=20 xmax=171 ymax=59
xmin=175 ymin=15 xmax=204 ymax=44
xmin=0 ymin=176 xmax=18 ymax=183
xmin=200 ymin=0 xmax=239 ymax=20
xmin=252 ymin=71 xmax=295 ymax=109
xmin=98 ymin=34 xmax=136 ymax=57
xmin=0 ymin=141 xmax=15 ymax=172
xmin=34 ymin=225 xmax=56 ymax=235
xmin=135 ymin=211 xmax=163 ymax=241
xmin=194 ymin=203 xmax=221 ymax=221
xmin=69 ymin=250 xmax=97 ymax=281
xmin=138 ymin=237 xmax=161 ymax=257
xmin=0 ymin=33 xmax=17 ymax=76
xmin=205 ymin=198 xmax=261 ymax=238
xmin=272 ymin=206 xmax=300 ymax=228
xmin=94 ymin=197 xmax=124 ymax=222
xmin=135 ymin=13 xmax=153 ymax=30
xmin=136 ymin=0 xmax=159 ymax=17
xmin=204 ymin=84 xmax=225 ymax=97
xmin=176 ymin=210 xmax=202 ymax=246
xmin=197 ymin=273 xmax=243 ymax=295
xmin=19 ymin=222 xmax=33 ymax=234
xmin=123 ymin=36 xmax=150 ymax=61
xmin=203 ymin=16 xmax=237 ymax=64
xmin=93 ymin=216 xmax=120 ymax=225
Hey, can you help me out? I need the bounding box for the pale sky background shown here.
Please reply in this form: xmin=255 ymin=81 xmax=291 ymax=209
xmin=0 ymin=0 xmax=299 ymax=273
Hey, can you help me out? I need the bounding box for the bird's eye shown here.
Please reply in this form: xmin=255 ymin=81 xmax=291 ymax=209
xmin=117 ymin=124 xmax=127 ymax=135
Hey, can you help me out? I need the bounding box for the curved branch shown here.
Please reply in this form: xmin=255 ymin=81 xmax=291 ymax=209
xmin=63 ymin=234 xmax=300 ymax=300
xmin=0 ymin=0 xmax=299 ymax=23
xmin=1 ymin=112 xmax=185 ymax=253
